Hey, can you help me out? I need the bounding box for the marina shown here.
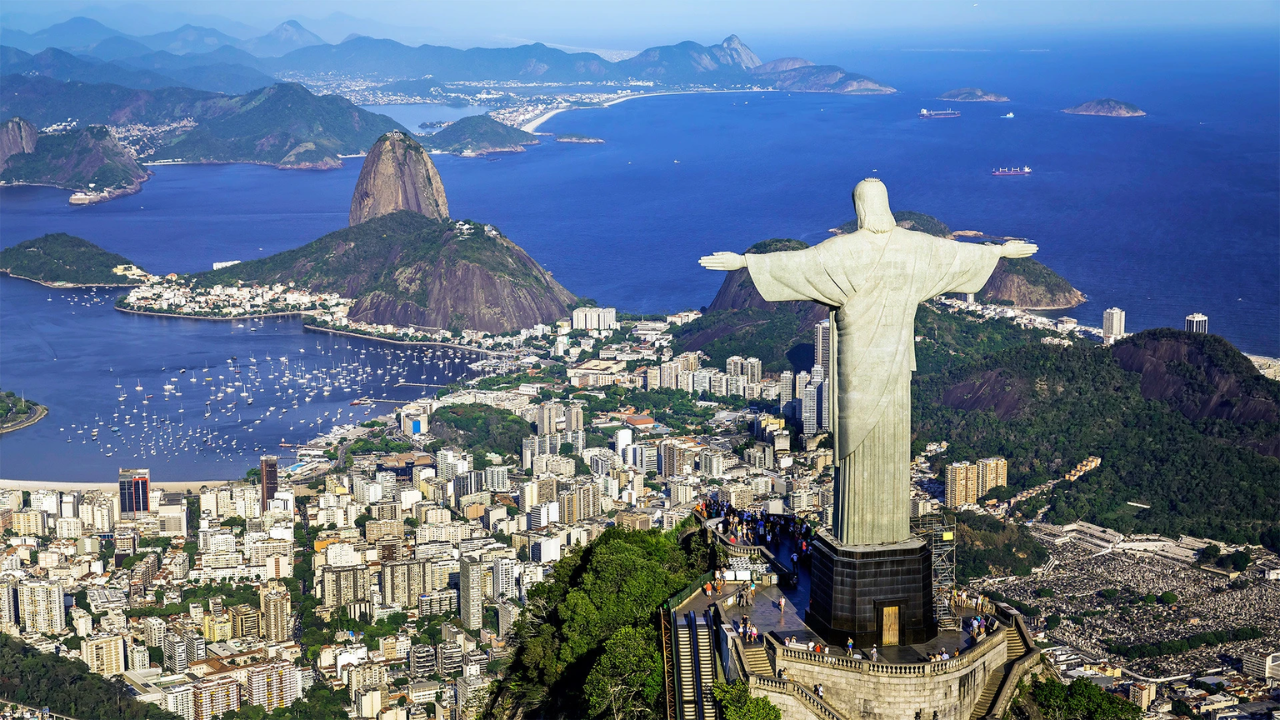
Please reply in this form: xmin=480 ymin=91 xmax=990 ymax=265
xmin=0 ymin=279 xmax=480 ymax=482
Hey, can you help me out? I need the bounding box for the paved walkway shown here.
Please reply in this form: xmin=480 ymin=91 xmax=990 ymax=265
xmin=720 ymin=525 xmax=983 ymax=665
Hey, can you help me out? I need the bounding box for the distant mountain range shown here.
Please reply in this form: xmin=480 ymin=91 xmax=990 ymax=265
xmin=1 ymin=76 xmax=406 ymax=168
xmin=2 ymin=16 xmax=894 ymax=95
xmin=0 ymin=16 xmax=324 ymax=58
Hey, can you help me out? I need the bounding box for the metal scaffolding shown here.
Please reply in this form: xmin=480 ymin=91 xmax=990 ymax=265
xmin=912 ymin=512 xmax=959 ymax=631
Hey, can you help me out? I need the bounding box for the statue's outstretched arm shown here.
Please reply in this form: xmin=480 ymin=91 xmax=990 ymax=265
xmin=698 ymin=252 xmax=746 ymax=271
xmin=998 ymin=240 xmax=1038 ymax=258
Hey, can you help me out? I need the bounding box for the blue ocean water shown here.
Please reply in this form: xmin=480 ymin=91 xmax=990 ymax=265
xmin=1 ymin=29 xmax=1276 ymax=482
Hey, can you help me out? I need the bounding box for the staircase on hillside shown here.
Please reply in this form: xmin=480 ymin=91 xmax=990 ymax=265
xmin=740 ymin=642 xmax=772 ymax=676
xmin=969 ymin=626 xmax=1030 ymax=720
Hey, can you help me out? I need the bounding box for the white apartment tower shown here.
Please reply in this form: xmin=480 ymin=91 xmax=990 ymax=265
xmin=1102 ymin=307 xmax=1126 ymax=344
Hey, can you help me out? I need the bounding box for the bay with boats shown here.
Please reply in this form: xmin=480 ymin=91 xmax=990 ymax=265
xmin=0 ymin=276 xmax=481 ymax=482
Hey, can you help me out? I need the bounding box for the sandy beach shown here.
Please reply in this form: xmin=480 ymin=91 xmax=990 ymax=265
xmin=0 ymin=478 xmax=237 ymax=493
xmin=520 ymin=88 xmax=776 ymax=132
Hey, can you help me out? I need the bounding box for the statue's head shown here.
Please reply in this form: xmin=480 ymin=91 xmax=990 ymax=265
xmin=853 ymin=178 xmax=895 ymax=234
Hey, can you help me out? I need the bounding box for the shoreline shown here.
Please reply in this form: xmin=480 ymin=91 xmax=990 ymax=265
xmin=0 ymin=478 xmax=237 ymax=492
xmin=303 ymin=323 xmax=499 ymax=356
xmin=0 ymin=272 xmax=142 ymax=289
xmin=115 ymin=305 xmax=313 ymax=322
xmin=0 ymin=405 xmax=47 ymax=436
xmin=521 ymin=88 xmax=776 ymax=132
xmin=114 ymin=304 xmax=502 ymax=355
xmin=0 ymin=179 xmax=144 ymax=205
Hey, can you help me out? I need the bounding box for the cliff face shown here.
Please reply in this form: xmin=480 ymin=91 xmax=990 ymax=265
xmin=1112 ymin=330 xmax=1280 ymax=457
xmin=978 ymin=257 xmax=1087 ymax=309
xmin=0 ymin=117 xmax=37 ymax=171
xmin=350 ymin=131 xmax=448 ymax=226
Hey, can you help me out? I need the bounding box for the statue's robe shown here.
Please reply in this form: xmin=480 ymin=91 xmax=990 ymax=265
xmin=745 ymin=227 xmax=1001 ymax=545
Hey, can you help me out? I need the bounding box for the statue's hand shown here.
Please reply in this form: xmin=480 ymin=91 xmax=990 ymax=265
xmin=698 ymin=252 xmax=747 ymax=271
xmin=1000 ymin=240 xmax=1038 ymax=259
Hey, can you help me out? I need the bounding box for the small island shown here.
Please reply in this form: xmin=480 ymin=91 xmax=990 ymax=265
xmin=0 ymin=233 xmax=149 ymax=287
xmin=1063 ymin=98 xmax=1146 ymax=117
xmin=0 ymin=390 xmax=45 ymax=435
xmin=937 ymin=88 xmax=1009 ymax=102
xmin=556 ymin=134 xmax=605 ymax=144
xmin=424 ymin=114 xmax=540 ymax=156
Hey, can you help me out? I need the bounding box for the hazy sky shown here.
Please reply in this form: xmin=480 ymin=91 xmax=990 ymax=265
xmin=3 ymin=0 xmax=1276 ymax=52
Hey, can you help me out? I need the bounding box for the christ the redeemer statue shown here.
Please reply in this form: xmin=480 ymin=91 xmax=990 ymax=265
xmin=700 ymin=178 xmax=1036 ymax=547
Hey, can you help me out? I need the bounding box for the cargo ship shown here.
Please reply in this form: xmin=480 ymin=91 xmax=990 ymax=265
xmin=919 ymin=108 xmax=961 ymax=118
xmin=992 ymin=166 xmax=1032 ymax=176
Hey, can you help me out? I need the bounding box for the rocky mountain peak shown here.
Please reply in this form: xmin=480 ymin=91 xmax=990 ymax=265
xmin=349 ymin=130 xmax=449 ymax=226
xmin=715 ymin=34 xmax=762 ymax=70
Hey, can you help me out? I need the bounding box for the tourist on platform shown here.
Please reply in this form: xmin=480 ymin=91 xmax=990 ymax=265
xmin=778 ymin=596 xmax=786 ymax=616
xmin=870 ymin=645 xmax=878 ymax=662
xmin=846 ymin=637 xmax=854 ymax=656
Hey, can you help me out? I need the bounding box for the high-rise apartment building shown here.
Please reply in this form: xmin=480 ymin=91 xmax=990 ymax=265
xmin=570 ymin=306 xmax=619 ymax=331
xmin=1102 ymin=307 xmax=1126 ymax=344
xmin=814 ymin=318 xmax=832 ymax=374
xmin=945 ymin=462 xmax=979 ymax=508
xmin=801 ymin=382 xmax=819 ymax=436
xmin=163 ymin=632 xmax=189 ymax=673
xmin=260 ymin=455 xmax=279 ymax=512
xmin=18 ymin=580 xmax=64 ymax=633
xmin=779 ymin=370 xmax=794 ymax=411
xmin=1185 ymin=313 xmax=1208 ymax=333
xmin=321 ymin=564 xmax=370 ymax=608
xmin=976 ymin=457 xmax=1008 ymax=496
xmin=0 ymin=578 xmax=17 ymax=632
xmin=143 ymin=616 xmax=167 ymax=646
xmin=128 ymin=642 xmax=151 ymax=671
xmin=246 ymin=660 xmax=300 ymax=712
xmin=492 ymin=557 xmax=518 ymax=600
xmin=118 ymin=468 xmax=150 ymax=518
xmin=381 ymin=558 xmax=430 ymax=609
xmin=535 ymin=403 xmax=561 ymax=435
xmin=84 ymin=634 xmax=125 ymax=677
xmin=260 ymin=583 xmax=291 ymax=643
xmin=231 ymin=604 xmax=262 ymax=639
xmin=459 ymin=558 xmax=484 ymax=630
xmin=193 ymin=677 xmax=240 ymax=720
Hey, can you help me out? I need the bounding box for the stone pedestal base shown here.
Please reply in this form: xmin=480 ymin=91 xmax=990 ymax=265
xmin=806 ymin=530 xmax=936 ymax=647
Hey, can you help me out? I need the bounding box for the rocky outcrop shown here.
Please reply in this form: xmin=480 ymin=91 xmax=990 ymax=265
xmin=711 ymin=35 xmax=763 ymax=70
xmin=0 ymin=117 xmax=37 ymax=171
xmin=940 ymin=369 xmax=1028 ymax=420
xmin=349 ymin=131 xmax=448 ymax=226
xmin=979 ymin=257 xmax=1086 ymax=309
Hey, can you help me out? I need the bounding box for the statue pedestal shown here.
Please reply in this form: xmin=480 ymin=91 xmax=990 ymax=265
xmin=806 ymin=530 xmax=936 ymax=647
